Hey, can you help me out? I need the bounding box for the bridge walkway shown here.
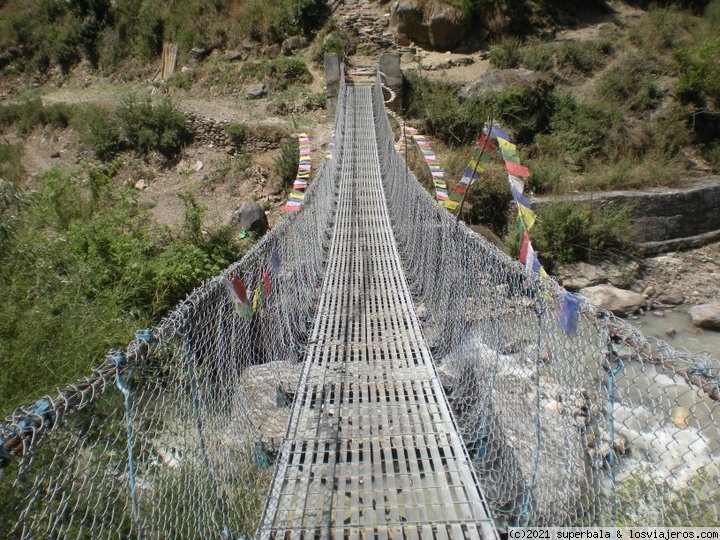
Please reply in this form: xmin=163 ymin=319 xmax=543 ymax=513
xmin=257 ymin=83 xmax=498 ymax=539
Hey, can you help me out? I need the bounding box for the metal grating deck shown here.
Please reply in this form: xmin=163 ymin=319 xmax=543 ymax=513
xmin=257 ymin=85 xmax=498 ymax=539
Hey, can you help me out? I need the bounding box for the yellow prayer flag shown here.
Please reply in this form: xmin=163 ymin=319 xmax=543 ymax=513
xmin=444 ymin=199 xmax=460 ymax=211
xmin=497 ymin=137 xmax=517 ymax=154
xmin=467 ymin=157 xmax=485 ymax=173
xmin=517 ymin=203 xmax=537 ymax=230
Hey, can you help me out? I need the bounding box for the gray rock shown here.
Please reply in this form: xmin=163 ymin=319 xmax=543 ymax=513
xmin=281 ymin=35 xmax=308 ymax=56
xmin=390 ymin=0 xmax=469 ymax=51
xmin=230 ymin=201 xmax=269 ymax=236
xmin=459 ymin=68 xmax=550 ymax=101
xmin=555 ymin=262 xmax=607 ymax=290
xmin=688 ymin=302 xmax=720 ymax=329
xmin=261 ymin=44 xmax=281 ymax=58
xmin=223 ymin=50 xmax=245 ymax=62
xmin=657 ymin=291 xmax=685 ymax=305
xmin=245 ymin=83 xmax=267 ymax=100
xmin=580 ymin=284 xmax=645 ymax=316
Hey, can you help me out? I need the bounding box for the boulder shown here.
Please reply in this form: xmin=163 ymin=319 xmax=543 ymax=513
xmin=426 ymin=2 xmax=469 ymax=50
xmin=555 ymin=262 xmax=607 ymax=290
xmin=657 ymin=291 xmax=685 ymax=305
xmin=231 ymin=201 xmax=268 ymax=236
xmin=688 ymin=302 xmax=720 ymax=329
xmin=459 ymin=68 xmax=547 ymax=101
xmin=389 ymin=0 xmax=469 ymax=51
xmin=245 ymin=83 xmax=267 ymax=100
xmin=580 ymin=284 xmax=645 ymax=316
xmin=261 ymin=44 xmax=281 ymax=58
xmin=281 ymin=35 xmax=308 ymax=56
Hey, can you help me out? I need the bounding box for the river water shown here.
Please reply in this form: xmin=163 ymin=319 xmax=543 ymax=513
xmin=629 ymin=308 xmax=720 ymax=365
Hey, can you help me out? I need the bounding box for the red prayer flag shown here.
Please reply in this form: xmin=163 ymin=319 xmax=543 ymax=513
xmin=519 ymin=231 xmax=530 ymax=264
xmin=231 ymin=275 xmax=248 ymax=304
xmin=477 ymin=134 xmax=496 ymax=153
xmin=262 ymin=271 xmax=271 ymax=296
xmin=505 ymin=160 xmax=530 ymax=178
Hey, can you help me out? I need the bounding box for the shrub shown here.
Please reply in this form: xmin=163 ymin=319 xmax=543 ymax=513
xmin=674 ymin=35 xmax=720 ymax=107
xmin=117 ymin=96 xmax=191 ymax=158
xmin=597 ymin=56 xmax=664 ymax=111
xmin=241 ymin=57 xmax=312 ymax=91
xmin=225 ymin=123 xmax=249 ymax=148
xmin=489 ymin=38 xmax=522 ymax=69
xmin=403 ymin=72 xmax=489 ymax=146
xmin=0 ymin=142 xmax=24 ymax=185
xmin=506 ymin=201 xmax=635 ymax=265
xmin=0 ymin=162 xmax=244 ymax=413
xmin=72 ymin=104 xmax=122 ymax=160
xmin=274 ymin=136 xmax=299 ymax=192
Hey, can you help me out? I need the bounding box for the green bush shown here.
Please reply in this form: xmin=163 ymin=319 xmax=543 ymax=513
xmin=274 ymin=136 xmax=299 ymax=192
xmin=403 ymin=72 xmax=489 ymax=146
xmin=117 ymin=96 xmax=191 ymax=158
xmin=489 ymin=38 xmax=522 ymax=69
xmin=0 ymin=142 xmax=24 ymax=185
xmin=506 ymin=201 xmax=635 ymax=265
xmin=0 ymin=162 xmax=243 ymax=413
xmin=72 ymin=104 xmax=122 ymax=160
xmin=597 ymin=56 xmax=663 ymax=111
xmin=241 ymin=57 xmax=312 ymax=91
xmin=225 ymin=123 xmax=249 ymax=148
xmin=674 ymin=35 xmax=720 ymax=107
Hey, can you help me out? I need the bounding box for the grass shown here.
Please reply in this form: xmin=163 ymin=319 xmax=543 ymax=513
xmin=240 ymin=57 xmax=313 ymax=91
xmin=0 ymin=162 xmax=246 ymax=415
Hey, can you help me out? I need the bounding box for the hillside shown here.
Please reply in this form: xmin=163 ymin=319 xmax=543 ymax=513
xmin=1 ymin=0 xmax=719 ymax=412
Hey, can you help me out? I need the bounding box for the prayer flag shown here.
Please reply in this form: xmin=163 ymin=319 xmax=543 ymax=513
xmin=477 ymin=134 xmax=497 ymax=153
xmin=489 ymin=126 xmax=510 ymax=141
xmin=517 ymin=204 xmax=537 ymax=230
xmin=270 ymin=251 xmax=281 ymax=273
xmin=444 ymin=199 xmax=460 ymax=211
xmin=505 ymin=161 xmax=530 ymax=178
xmin=559 ymin=292 xmax=580 ymax=336
xmin=231 ymin=275 xmax=248 ymax=304
xmin=508 ymin=175 xmax=524 ymax=194
xmin=262 ymin=271 xmax=271 ymax=296
xmin=511 ymin=185 xmax=532 ymax=209
xmin=525 ymin=243 xmax=538 ymax=273
xmin=519 ymin=230 xmax=530 ymax=264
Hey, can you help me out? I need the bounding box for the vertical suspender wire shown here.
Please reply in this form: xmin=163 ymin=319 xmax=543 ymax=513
xmin=604 ymin=336 xmax=624 ymax=527
xmin=182 ymin=331 xmax=232 ymax=538
xmin=113 ymin=350 xmax=140 ymax=536
xmin=518 ymin=279 xmax=545 ymax=527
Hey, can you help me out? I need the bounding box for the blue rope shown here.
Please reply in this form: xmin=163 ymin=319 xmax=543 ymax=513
xmin=604 ymin=342 xmax=624 ymax=527
xmin=110 ymin=349 xmax=140 ymax=530
xmin=518 ymin=284 xmax=546 ymax=527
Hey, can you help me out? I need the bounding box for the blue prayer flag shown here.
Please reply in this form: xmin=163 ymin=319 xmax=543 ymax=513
xmin=559 ymin=292 xmax=580 ymax=336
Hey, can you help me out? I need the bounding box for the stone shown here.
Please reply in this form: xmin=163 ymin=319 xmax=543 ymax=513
xmin=555 ymin=262 xmax=607 ymax=290
xmin=194 ymin=160 xmax=203 ymax=171
xmin=459 ymin=68 xmax=549 ymax=101
xmin=50 ymin=150 xmax=60 ymax=158
xmin=281 ymin=35 xmax=308 ymax=56
xmin=579 ymin=284 xmax=645 ymax=316
xmin=671 ymin=406 xmax=691 ymax=428
xmin=688 ymin=302 xmax=720 ymax=329
xmin=245 ymin=83 xmax=267 ymax=100
xmin=261 ymin=44 xmax=281 ymax=58
xmin=642 ymin=286 xmax=656 ymax=298
xmin=134 ymin=179 xmax=148 ymax=190
xmin=657 ymin=291 xmax=685 ymax=305
xmin=389 ymin=0 xmax=469 ymax=51
xmin=223 ymin=50 xmax=244 ymax=62
xmin=230 ymin=201 xmax=269 ymax=236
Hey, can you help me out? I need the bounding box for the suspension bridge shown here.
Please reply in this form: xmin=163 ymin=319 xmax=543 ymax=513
xmin=1 ymin=66 xmax=719 ymax=539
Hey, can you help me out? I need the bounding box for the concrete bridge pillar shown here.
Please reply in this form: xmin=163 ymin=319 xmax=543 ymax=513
xmin=324 ymin=53 xmax=342 ymax=113
xmin=378 ymin=52 xmax=403 ymax=112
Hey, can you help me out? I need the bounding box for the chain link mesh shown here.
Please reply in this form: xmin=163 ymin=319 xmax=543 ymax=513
xmin=1 ymin=69 xmax=718 ymax=538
